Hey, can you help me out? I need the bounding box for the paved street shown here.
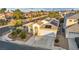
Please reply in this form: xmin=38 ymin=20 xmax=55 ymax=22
xmin=0 ymin=40 xmax=49 ymax=50
xmin=0 ymin=26 xmax=11 ymax=36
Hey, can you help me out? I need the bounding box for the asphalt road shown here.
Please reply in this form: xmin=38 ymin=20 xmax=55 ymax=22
xmin=0 ymin=26 xmax=11 ymax=36
xmin=0 ymin=40 xmax=49 ymax=50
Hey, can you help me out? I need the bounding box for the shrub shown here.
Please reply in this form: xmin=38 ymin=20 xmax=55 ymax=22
xmin=16 ymin=28 xmax=22 ymax=34
xmin=55 ymin=39 xmax=59 ymax=43
xmin=19 ymin=31 xmax=27 ymax=39
xmin=11 ymin=31 xmax=17 ymax=38
xmin=14 ymin=20 xmax=23 ymax=27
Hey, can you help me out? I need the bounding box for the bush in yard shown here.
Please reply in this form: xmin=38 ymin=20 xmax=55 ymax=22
xmin=14 ymin=19 xmax=23 ymax=27
xmin=55 ymin=39 xmax=59 ymax=43
xmin=11 ymin=31 xmax=17 ymax=38
xmin=16 ymin=28 xmax=22 ymax=34
xmin=19 ymin=31 xmax=27 ymax=39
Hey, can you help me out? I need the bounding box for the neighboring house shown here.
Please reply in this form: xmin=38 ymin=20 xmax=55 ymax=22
xmin=0 ymin=13 xmax=6 ymax=20
xmin=33 ymin=18 xmax=59 ymax=37
xmin=5 ymin=11 xmax=13 ymax=19
xmin=64 ymin=14 xmax=79 ymax=38
xmin=59 ymin=10 xmax=76 ymax=18
xmin=0 ymin=12 xmax=13 ymax=21
xmin=64 ymin=14 xmax=79 ymax=49
xmin=24 ymin=17 xmax=59 ymax=38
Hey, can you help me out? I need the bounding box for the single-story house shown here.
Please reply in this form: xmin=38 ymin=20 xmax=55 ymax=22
xmin=64 ymin=14 xmax=79 ymax=49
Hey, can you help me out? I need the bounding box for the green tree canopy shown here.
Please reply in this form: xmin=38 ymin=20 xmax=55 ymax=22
xmin=14 ymin=19 xmax=23 ymax=27
xmin=48 ymin=11 xmax=60 ymax=19
xmin=0 ymin=8 xmax=6 ymax=13
xmin=13 ymin=9 xmax=24 ymax=19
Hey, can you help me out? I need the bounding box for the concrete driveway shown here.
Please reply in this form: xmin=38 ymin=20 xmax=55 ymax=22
xmin=26 ymin=35 xmax=55 ymax=49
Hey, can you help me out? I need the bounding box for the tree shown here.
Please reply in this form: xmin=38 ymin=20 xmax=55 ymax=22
xmin=11 ymin=31 xmax=17 ymax=38
xmin=0 ymin=20 xmax=8 ymax=26
xmin=60 ymin=18 xmax=64 ymax=23
xmin=41 ymin=10 xmax=44 ymax=12
xmin=29 ymin=17 xmax=32 ymax=21
xmin=13 ymin=9 xmax=23 ymax=19
xmin=16 ymin=28 xmax=22 ymax=34
xmin=0 ymin=8 xmax=6 ymax=13
xmin=14 ymin=19 xmax=23 ymax=27
xmin=48 ymin=11 xmax=60 ymax=19
xmin=19 ymin=31 xmax=27 ymax=39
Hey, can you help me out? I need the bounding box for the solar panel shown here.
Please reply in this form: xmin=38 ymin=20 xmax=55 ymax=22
xmin=50 ymin=20 xmax=58 ymax=26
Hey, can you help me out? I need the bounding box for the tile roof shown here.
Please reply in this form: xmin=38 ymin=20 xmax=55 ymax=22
xmin=66 ymin=14 xmax=79 ymax=19
xmin=67 ymin=23 xmax=79 ymax=33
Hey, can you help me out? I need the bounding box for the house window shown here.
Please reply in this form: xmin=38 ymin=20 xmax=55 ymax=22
xmin=45 ymin=25 xmax=51 ymax=28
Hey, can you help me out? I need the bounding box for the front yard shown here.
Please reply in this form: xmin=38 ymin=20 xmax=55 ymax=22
xmin=8 ymin=27 xmax=33 ymax=42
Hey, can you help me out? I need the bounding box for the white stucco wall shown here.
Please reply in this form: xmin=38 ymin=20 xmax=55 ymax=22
xmin=68 ymin=33 xmax=79 ymax=38
xmin=38 ymin=30 xmax=56 ymax=37
xmin=66 ymin=31 xmax=79 ymax=38
xmin=66 ymin=19 xmax=77 ymax=27
xmin=68 ymin=38 xmax=78 ymax=50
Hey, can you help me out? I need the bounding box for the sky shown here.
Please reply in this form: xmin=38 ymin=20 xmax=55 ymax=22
xmin=7 ymin=8 xmax=79 ymax=12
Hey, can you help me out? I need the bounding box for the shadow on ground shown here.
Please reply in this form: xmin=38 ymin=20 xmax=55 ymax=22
xmin=0 ymin=41 xmax=50 ymax=50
